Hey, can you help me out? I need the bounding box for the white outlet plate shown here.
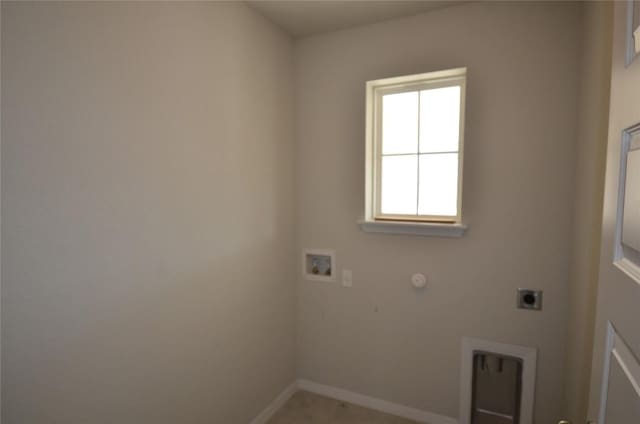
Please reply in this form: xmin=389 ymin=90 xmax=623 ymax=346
xmin=342 ymin=270 xmax=353 ymax=287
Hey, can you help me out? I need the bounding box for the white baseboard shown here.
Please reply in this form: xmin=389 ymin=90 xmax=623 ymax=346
xmin=250 ymin=379 xmax=458 ymax=424
xmin=249 ymin=382 xmax=297 ymax=424
xmin=297 ymin=379 xmax=458 ymax=424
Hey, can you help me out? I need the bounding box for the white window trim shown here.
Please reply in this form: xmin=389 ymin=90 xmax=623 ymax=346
xmin=357 ymin=219 xmax=467 ymax=237
xmin=361 ymin=67 xmax=468 ymax=237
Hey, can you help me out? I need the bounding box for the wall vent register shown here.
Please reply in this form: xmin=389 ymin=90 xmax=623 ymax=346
xmin=471 ymin=352 xmax=523 ymax=424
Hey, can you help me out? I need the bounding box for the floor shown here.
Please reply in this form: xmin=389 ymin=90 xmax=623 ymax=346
xmin=472 ymin=411 xmax=512 ymax=424
xmin=266 ymin=391 xmax=423 ymax=424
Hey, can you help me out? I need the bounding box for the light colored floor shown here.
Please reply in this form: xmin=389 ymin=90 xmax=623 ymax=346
xmin=266 ymin=391 xmax=423 ymax=424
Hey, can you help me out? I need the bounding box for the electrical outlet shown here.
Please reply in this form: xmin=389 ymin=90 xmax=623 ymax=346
xmin=517 ymin=289 xmax=543 ymax=310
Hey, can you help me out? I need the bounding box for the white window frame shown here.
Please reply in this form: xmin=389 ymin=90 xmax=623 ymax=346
xmin=361 ymin=68 xmax=467 ymax=236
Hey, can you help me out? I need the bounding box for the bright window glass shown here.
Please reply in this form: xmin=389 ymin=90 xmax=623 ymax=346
xmin=381 ymin=155 xmax=417 ymax=215
xmin=419 ymin=86 xmax=460 ymax=153
xmin=382 ymin=92 xmax=419 ymax=155
xmin=418 ymin=153 xmax=458 ymax=216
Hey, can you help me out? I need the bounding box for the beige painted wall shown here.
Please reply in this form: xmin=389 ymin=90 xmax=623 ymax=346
xmin=294 ymin=2 xmax=581 ymax=422
xmin=564 ymin=2 xmax=612 ymax=424
xmin=1 ymin=2 xmax=296 ymax=423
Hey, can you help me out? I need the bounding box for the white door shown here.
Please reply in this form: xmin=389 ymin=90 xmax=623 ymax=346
xmin=587 ymin=2 xmax=640 ymax=424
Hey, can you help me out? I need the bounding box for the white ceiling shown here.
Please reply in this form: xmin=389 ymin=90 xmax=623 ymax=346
xmin=246 ymin=1 xmax=465 ymax=38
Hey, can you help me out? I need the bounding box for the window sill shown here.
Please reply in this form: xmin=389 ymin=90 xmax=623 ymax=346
xmin=357 ymin=219 xmax=467 ymax=237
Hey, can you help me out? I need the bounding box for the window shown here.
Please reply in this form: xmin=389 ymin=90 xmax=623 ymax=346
xmin=361 ymin=68 xmax=467 ymax=236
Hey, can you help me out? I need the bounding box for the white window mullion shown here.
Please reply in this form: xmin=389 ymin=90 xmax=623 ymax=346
xmin=416 ymin=90 xmax=421 ymax=215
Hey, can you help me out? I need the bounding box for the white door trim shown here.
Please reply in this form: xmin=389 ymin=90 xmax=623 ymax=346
xmin=459 ymin=337 xmax=537 ymax=424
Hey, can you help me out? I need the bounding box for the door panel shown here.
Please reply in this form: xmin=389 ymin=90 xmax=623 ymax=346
xmin=599 ymin=324 xmax=640 ymax=424
xmin=604 ymin=360 xmax=640 ymax=424
xmin=588 ymin=1 xmax=640 ymax=423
